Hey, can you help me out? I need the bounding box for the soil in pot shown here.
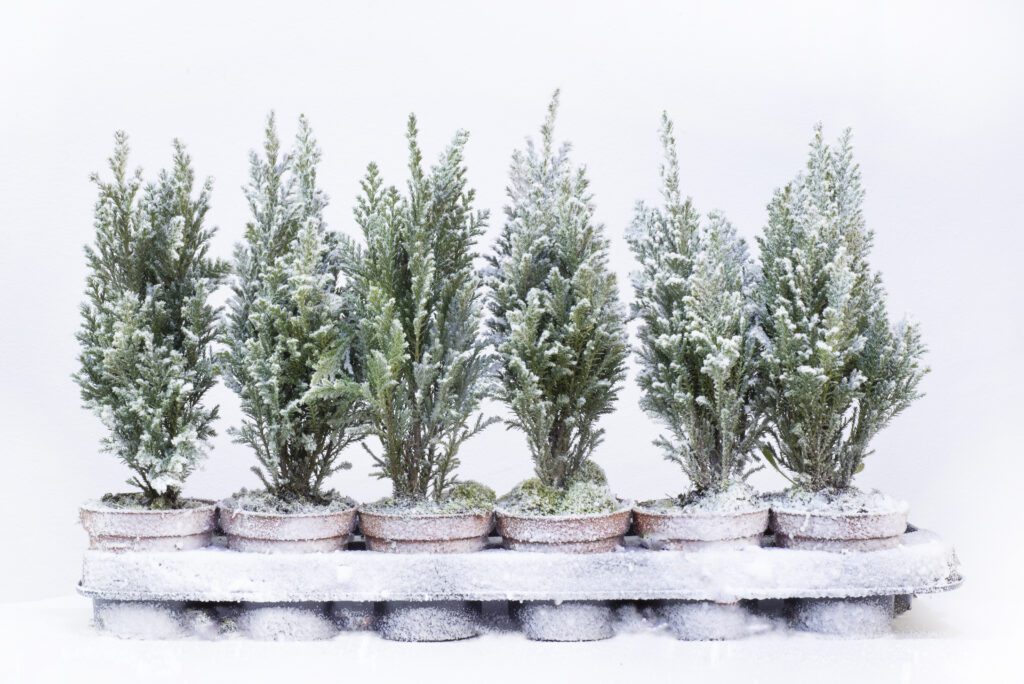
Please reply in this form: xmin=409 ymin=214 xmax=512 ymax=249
xmin=769 ymin=488 xmax=909 ymax=552
xmin=633 ymin=483 xmax=769 ymax=550
xmin=219 ymin=489 xmax=357 ymax=553
xmin=495 ymin=479 xmax=632 ymax=553
xmin=358 ymin=481 xmax=496 ymax=553
xmin=80 ymin=494 xmax=217 ymax=551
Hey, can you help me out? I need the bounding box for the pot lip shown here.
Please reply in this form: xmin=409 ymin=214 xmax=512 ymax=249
xmin=357 ymin=505 xmax=494 ymax=521
xmin=633 ymin=501 xmax=769 ymax=519
xmin=218 ymin=498 xmax=357 ymax=520
xmin=494 ymin=502 xmax=633 ymax=522
xmin=80 ymin=498 xmax=216 ymax=515
xmin=769 ymin=504 xmax=909 ymax=519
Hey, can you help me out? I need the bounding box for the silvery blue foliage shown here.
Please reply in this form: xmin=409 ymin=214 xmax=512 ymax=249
xmin=75 ymin=134 xmax=227 ymax=506
xmin=628 ymin=114 xmax=765 ymax=494
xmin=224 ymin=114 xmax=362 ymax=502
xmin=486 ymin=92 xmax=628 ymax=490
xmin=757 ymin=125 xmax=928 ymax=490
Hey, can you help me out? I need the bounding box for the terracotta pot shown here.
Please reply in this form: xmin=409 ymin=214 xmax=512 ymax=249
xmin=358 ymin=509 xmax=494 ymax=553
xmin=80 ymin=500 xmax=216 ymax=551
xmin=770 ymin=506 xmax=908 ymax=551
xmin=633 ymin=504 xmax=769 ymax=550
xmin=495 ymin=506 xmax=632 ymax=553
xmin=219 ymin=500 xmax=357 ymax=553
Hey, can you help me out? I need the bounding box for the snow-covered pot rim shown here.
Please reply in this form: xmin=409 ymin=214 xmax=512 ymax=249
xmin=80 ymin=499 xmax=217 ymax=539
xmin=770 ymin=508 xmax=908 ymax=542
xmin=358 ymin=508 xmax=494 ymax=542
xmin=632 ymin=505 xmax=769 ymax=543
xmin=218 ymin=499 xmax=357 ymax=542
xmin=356 ymin=506 xmax=493 ymax=521
xmin=631 ymin=500 xmax=769 ymax=519
xmin=493 ymin=502 xmax=633 ymax=524
xmin=495 ymin=504 xmax=632 ymax=545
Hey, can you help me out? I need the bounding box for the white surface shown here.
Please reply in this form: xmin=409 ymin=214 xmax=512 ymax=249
xmin=1 ymin=0 xmax=1022 ymax=677
xmin=0 ymin=595 xmax=1019 ymax=683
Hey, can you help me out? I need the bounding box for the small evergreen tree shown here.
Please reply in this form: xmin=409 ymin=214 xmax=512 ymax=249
xmin=486 ymin=92 xmax=628 ymax=491
xmin=329 ymin=115 xmax=494 ymax=502
xmin=223 ymin=114 xmax=363 ymax=504
xmin=757 ymin=125 xmax=928 ymax=491
xmin=628 ymin=114 xmax=764 ymax=496
xmin=74 ymin=133 xmax=227 ymax=508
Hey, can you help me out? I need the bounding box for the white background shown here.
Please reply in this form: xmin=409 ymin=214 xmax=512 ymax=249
xmin=1 ymin=1 xmax=1022 ymax=680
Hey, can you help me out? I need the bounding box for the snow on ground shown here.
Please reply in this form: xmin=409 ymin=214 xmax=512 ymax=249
xmin=0 ymin=593 xmax=1017 ymax=683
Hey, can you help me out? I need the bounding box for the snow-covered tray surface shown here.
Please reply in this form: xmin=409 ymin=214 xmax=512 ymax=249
xmin=79 ymin=527 xmax=961 ymax=603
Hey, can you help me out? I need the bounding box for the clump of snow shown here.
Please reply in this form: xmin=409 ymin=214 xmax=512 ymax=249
xmin=236 ymin=602 xmax=338 ymax=640
xmin=638 ymin=482 xmax=765 ymax=515
xmin=769 ymin=487 xmax=909 ymax=515
xmin=377 ymin=601 xmax=480 ymax=641
xmin=223 ymin=488 xmax=357 ymax=514
xmin=791 ymin=596 xmax=894 ymax=637
xmin=93 ymin=599 xmax=187 ymax=639
xmin=182 ymin=605 xmax=221 ymax=640
xmin=660 ymin=600 xmax=754 ymax=640
xmin=515 ymin=601 xmax=614 ymax=641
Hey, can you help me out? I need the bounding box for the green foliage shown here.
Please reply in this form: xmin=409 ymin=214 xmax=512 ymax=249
xmin=224 ymin=114 xmax=363 ymax=503
xmin=756 ymin=125 xmax=928 ymax=490
xmin=74 ymin=133 xmax=227 ymax=507
xmin=327 ymin=115 xmax=494 ymax=501
xmin=628 ymin=114 xmax=765 ymax=494
xmin=446 ymin=480 xmax=497 ymax=511
xmin=498 ymin=477 xmax=618 ymax=516
xmin=486 ymin=92 xmax=628 ymax=490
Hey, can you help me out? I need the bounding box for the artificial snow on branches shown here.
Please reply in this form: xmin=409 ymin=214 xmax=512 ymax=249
xmin=628 ymin=113 xmax=764 ymax=496
xmin=325 ymin=115 xmax=494 ymax=502
xmin=756 ymin=125 xmax=928 ymax=491
xmin=224 ymin=114 xmax=363 ymax=504
xmin=75 ymin=133 xmax=228 ymax=508
xmin=486 ymin=91 xmax=628 ymax=490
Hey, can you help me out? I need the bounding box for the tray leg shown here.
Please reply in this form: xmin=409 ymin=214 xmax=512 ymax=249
xmin=93 ymin=599 xmax=188 ymax=639
xmin=791 ymin=596 xmax=895 ymax=636
xmin=376 ymin=601 xmax=481 ymax=641
xmin=237 ymin=602 xmax=337 ymax=640
xmin=514 ymin=601 xmax=614 ymax=642
xmin=332 ymin=601 xmax=375 ymax=631
xmin=660 ymin=600 xmax=752 ymax=640
xmin=894 ymin=594 xmax=913 ymax=616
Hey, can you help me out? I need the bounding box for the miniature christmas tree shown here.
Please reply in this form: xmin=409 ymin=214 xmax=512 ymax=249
xmin=328 ymin=115 xmax=494 ymax=506
xmin=223 ymin=114 xmax=364 ymax=507
xmin=628 ymin=114 xmax=764 ymax=502
xmin=74 ymin=133 xmax=227 ymax=508
xmin=757 ymin=125 xmax=928 ymax=491
xmin=487 ymin=92 xmax=628 ymax=513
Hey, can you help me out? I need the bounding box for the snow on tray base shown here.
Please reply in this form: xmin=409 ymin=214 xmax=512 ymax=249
xmin=79 ymin=528 xmax=961 ymax=604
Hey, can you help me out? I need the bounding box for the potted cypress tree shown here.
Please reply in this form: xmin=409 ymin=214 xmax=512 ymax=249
xmin=220 ymin=115 xmax=363 ymax=553
xmin=757 ymin=125 xmax=928 ymax=552
xmin=75 ymin=133 xmax=227 ymax=551
xmin=334 ymin=114 xmax=496 ymax=555
xmin=318 ymin=115 xmax=495 ymax=642
xmin=628 ymin=114 xmax=769 ymax=553
xmin=486 ymin=92 xmax=629 ymax=642
xmin=487 ymin=92 xmax=630 ymax=557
